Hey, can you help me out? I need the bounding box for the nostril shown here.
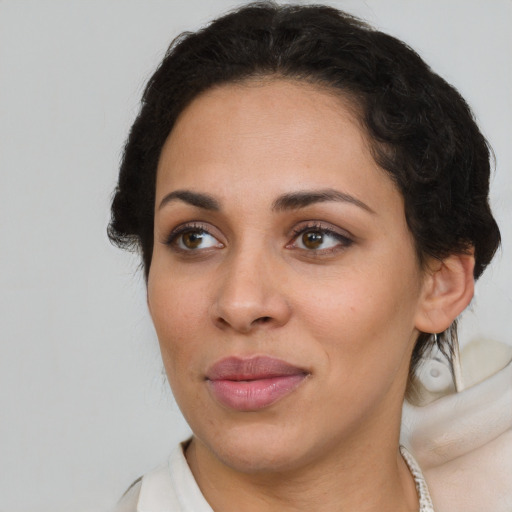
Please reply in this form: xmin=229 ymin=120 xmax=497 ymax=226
xmin=256 ymin=316 xmax=272 ymax=324
xmin=216 ymin=317 xmax=230 ymax=328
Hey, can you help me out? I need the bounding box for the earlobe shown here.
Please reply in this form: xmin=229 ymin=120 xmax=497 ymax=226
xmin=415 ymin=252 xmax=475 ymax=334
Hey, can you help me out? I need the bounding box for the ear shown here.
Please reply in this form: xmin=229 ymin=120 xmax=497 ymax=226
xmin=415 ymin=252 xmax=475 ymax=334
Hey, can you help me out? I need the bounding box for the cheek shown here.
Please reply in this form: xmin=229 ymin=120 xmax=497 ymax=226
xmin=298 ymin=281 xmax=418 ymax=414
xmin=295 ymin=260 xmax=421 ymax=366
xmin=148 ymin=281 xmax=210 ymax=414
xmin=148 ymin=269 xmax=211 ymax=372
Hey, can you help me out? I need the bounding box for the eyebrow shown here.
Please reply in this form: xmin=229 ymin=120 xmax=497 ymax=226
xmin=272 ymin=189 xmax=375 ymax=214
xmin=158 ymin=187 xmax=374 ymax=214
xmin=158 ymin=190 xmax=220 ymax=211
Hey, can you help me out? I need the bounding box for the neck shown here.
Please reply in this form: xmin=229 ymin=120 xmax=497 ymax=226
xmin=186 ymin=420 xmax=419 ymax=512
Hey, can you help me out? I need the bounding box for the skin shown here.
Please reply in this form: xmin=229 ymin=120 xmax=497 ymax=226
xmin=147 ymin=79 xmax=474 ymax=511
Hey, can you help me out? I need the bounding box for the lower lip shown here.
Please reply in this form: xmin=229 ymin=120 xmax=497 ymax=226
xmin=207 ymin=374 xmax=307 ymax=411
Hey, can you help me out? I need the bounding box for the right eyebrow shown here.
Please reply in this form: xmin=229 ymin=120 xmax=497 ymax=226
xmin=158 ymin=190 xmax=221 ymax=211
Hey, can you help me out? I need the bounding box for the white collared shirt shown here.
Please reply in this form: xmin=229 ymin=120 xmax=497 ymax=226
xmin=114 ymin=441 xmax=435 ymax=512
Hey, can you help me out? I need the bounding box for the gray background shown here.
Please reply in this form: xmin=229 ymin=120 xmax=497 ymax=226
xmin=1 ymin=1 xmax=511 ymax=510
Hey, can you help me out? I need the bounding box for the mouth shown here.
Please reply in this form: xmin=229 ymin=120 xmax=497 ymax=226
xmin=205 ymin=356 xmax=309 ymax=411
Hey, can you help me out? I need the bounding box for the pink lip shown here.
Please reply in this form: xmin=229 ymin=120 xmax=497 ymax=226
xmin=206 ymin=356 xmax=309 ymax=411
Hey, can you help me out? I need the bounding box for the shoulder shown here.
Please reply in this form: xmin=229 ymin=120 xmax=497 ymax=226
xmin=111 ymin=439 xmax=213 ymax=512
xmin=112 ymin=478 xmax=142 ymax=512
xmin=111 ymin=459 xmax=181 ymax=512
xmin=401 ymin=356 xmax=512 ymax=512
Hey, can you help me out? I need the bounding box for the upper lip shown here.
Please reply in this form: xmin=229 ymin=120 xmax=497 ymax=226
xmin=206 ymin=356 xmax=309 ymax=381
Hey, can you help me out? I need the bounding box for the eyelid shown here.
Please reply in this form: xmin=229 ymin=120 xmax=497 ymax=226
xmin=163 ymin=221 xmax=224 ymax=249
xmin=289 ymin=220 xmax=354 ymax=240
xmin=286 ymin=221 xmax=354 ymax=252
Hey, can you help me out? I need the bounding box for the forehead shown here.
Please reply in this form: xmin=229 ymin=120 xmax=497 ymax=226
xmin=155 ymin=79 xmax=399 ymax=213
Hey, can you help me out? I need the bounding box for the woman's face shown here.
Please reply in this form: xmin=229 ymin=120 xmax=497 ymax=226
xmin=148 ymin=80 xmax=428 ymax=473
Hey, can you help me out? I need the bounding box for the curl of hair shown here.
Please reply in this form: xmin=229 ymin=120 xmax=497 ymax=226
xmin=108 ymin=1 xmax=500 ymax=379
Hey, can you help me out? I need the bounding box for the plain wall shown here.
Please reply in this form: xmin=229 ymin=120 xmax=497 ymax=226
xmin=1 ymin=1 xmax=511 ymax=510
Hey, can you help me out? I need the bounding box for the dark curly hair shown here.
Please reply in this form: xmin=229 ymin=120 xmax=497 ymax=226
xmin=108 ymin=1 xmax=500 ymax=380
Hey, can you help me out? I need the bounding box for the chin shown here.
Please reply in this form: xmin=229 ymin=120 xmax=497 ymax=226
xmin=196 ymin=420 xmax=314 ymax=474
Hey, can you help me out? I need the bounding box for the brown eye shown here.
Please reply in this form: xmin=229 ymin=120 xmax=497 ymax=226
xmin=182 ymin=231 xmax=204 ymax=249
xmin=302 ymin=231 xmax=324 ymax=249
xmin=289 ymin=225 xmax=353 ymax=253
xmin=168 ymin=227 xmax=222 ymax=252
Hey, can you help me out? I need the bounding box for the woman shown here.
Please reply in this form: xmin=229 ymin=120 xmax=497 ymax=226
xmin=109 ymin=2 xmax=508 ymax=511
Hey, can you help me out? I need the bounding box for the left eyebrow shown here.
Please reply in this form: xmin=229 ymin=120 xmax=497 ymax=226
xmin=272 ymin=189 xmax=375 ymax=214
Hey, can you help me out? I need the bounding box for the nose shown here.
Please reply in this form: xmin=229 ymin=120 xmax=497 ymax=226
xmin=211 ymin=247 xmax=292 ymax=334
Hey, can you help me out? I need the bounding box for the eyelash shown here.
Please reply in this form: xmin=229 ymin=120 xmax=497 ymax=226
xmin=164 ymin=222 xmax=222 ymax=252
xmin=163 ymin=221 xmax=354 ymax=255
xmin=288 ymin=222 xmax=354 ymax=254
